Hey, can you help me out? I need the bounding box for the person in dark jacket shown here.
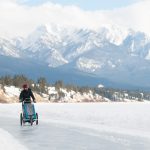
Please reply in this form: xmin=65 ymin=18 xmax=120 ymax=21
xmin=19 ymin=84 xmax=36 ymax=118
xmin=19 ymin=84 xmax=36 ymax=103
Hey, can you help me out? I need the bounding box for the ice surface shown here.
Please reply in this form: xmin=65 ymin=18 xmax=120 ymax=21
xmin=0 ymin=102 xmax=150 ymax=150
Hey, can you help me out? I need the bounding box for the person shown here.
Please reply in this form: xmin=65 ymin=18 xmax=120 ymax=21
xmin=19 ymin=84 xmax=36 ymax=103
xmin=19 ymin=84 xmax=36 ymax=119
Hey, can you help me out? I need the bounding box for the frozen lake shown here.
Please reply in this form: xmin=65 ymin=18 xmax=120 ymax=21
xmin=0 ymin=102 xmax=150 ymax=150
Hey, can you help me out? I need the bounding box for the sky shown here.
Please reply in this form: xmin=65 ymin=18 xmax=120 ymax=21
xmin=20 ymin=0 xmax=139 ymax=10
xmin=0 ymin=0 xmax=150 ymax=38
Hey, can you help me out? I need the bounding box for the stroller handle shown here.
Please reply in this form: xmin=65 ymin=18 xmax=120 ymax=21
xmin=22 ymin=98 xmax=32 ymax=104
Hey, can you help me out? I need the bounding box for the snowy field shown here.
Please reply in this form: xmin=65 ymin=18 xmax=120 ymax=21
xmin=0 ymin=102 xmax=150 ymax=150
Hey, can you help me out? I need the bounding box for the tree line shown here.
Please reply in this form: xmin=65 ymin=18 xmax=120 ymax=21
xmin=0 ymin=74 xmax=150 ymax=101
xmin=0 ymin=75 xmax=93 ymax=95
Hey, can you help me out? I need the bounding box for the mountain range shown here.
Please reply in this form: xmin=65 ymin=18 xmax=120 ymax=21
xmin=0 ymin=24 xmax=150 ymax=90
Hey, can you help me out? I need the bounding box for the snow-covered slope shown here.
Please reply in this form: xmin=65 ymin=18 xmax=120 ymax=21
xmin=0 ymin=38 xmax=20 ymax=58
xmin=0 ymin=128 xmax=28 ymax=150
xmin=1 ymin=84 xmax=149 ymax=103
xmin=0 ymin=85 xmax=107 ymax=103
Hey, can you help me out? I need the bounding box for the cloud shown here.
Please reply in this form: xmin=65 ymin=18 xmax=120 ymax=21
xmin=106 ymin=0 xmax=150 ymax=34
xmin=0 ymin=0 xmax=150 ymax=38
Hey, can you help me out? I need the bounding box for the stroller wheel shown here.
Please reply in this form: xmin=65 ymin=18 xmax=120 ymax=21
xmin=30 ymin=115 xmax=33 ymax=126
xmin=36 ymin=113 xmax=38 ymax=125
xmin=20 ymin=113 xmax=23 ymax=126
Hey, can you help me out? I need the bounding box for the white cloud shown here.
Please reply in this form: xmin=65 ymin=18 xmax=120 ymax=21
xmin=106 ymin=0 xmax=150 ymax=34
xmin=0 ymin=0 xmax=150 ymax=38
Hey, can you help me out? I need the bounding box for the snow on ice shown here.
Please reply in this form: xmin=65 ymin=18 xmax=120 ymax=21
xmin=0 ymin=128 xmax=28 ymax=150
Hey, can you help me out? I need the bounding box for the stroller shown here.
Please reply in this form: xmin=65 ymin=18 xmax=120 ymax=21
xmin=20 ymin=98 xmax=38 ymax=126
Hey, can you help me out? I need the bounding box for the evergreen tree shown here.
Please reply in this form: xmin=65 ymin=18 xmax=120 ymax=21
xmin=37 ymin=77 xmax=48 ymax=93
xmin=55 ymin=80 xmax=64 ymax=91
xmin=13 ymin=75 xmax=29 ymax=87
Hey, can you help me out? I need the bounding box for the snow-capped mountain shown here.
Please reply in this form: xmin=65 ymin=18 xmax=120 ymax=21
xmin=1 ymin=24 xmax=150 ymax=89
xmin=19 ymin=24 xmax=130 ymax=66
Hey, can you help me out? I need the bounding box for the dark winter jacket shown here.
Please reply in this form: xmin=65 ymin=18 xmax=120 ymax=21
xmin=19 ymin=88 xmax=35 ymax=103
